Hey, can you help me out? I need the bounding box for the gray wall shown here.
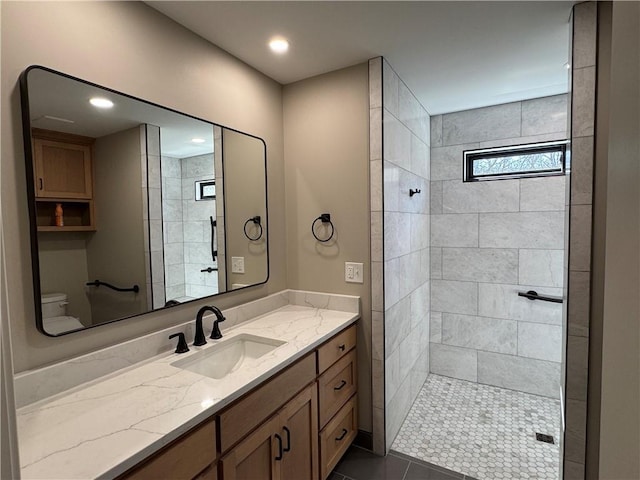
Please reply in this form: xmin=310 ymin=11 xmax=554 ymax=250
xmin=429 ymin=94 xmax=568 ymax=398
xmin=283 ymin=63 xmax=372 ymax=433
xmin=1 ymin=1 xmax=285 ymax=372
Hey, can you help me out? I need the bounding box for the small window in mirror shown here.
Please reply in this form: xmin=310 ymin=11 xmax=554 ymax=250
xmin=463 ymin=141 xmax=567 ymax=182
xmin=195 ymin=179 xmax=215 ymax=200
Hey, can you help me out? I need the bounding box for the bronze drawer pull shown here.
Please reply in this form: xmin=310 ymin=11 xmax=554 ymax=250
xmin=335 ymin=428 xmax=348 ymax=441
xmin=283 ymin=426 xmax=291 ymax=452
xmin=338 ymin=344 xmax=346 ymax=351
xmin=334 ymin=380 xmax=347 ymax=391
xmin=274 ymin=433 xmax=283 ymax=460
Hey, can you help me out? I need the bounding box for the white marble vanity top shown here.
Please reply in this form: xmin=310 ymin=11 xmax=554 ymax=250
xmin=17 ymin=295 xmax=359 ymax=479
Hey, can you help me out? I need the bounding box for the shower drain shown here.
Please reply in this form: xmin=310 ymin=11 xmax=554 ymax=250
xmin=535 ymin=433 xmax=555 ymax=444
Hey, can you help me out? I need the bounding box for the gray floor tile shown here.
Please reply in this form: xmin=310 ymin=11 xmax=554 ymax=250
xmin=404 ymin=462 xmax=462 ymax=480
xmin=390 ymin=451 xmax=464 ymax=478
xmin=334 ymin=445 xmax=409 ymax=480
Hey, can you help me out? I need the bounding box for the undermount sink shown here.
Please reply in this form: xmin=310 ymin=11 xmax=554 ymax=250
xmin=171 ymin=334 xmax=286 ymax=380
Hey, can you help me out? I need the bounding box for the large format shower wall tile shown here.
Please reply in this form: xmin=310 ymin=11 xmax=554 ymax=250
xmin=478 ymin=352 xmax=561 ymax=398
xmin=441 ymin=313 xmax=517 ymax=355
xmin=430 ymin=343 xmax=477 ymax=382
xmin=519 ymin=175 xmax=566 ymax=212
xmin=518 ymin=322 xmax=563 ymax=362
xmin=478 ymin=283 xmax=563 ymax=324
xmin=431 ymin=280 xmax=478 ymax=315
xmin=519 ymin=249 xmax=564 ymax=288
xmin=442 ymin=179 xmax=520 ymax=213
xmin=442 ymin=247 xmax=518 ymax=283
xmin=442 ymin=101 xmax=522 ymax=145
xmin=430 ymin=214 xmax=478 ymax=247
xmin=479 ymin=211 xmax=565 ymax=248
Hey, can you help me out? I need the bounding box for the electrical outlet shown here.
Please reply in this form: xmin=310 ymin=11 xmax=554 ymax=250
xmin=345 ymin=262 xmax=363 ymax=284
xmin=231 ymin=256 xmax=245 ymax=274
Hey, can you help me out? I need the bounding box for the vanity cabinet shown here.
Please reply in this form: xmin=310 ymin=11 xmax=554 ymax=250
xmin=31 ymin=128 xmax=96 ymax=231
xmin=221 ymin=383 xmax=318 ymax=480
xmin=118 ymin=323 xmax=357 ymax=480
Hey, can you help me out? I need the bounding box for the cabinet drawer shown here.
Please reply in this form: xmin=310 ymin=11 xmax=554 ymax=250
xmin=119 ymin=418 xmax=216 ymax=480
xmin=319 ymin=395 xmax=357 ymax=480
xmin=318 ymin=349 xmax=357 ymax=428
xmin=317 ymin=325 xmax=356 ymax=374
xmin=218 ymin=353 xmax=316 ymax=453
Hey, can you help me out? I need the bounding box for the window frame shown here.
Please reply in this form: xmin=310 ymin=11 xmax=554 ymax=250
xmin=463 ymin=140 xmax=568 ymax=182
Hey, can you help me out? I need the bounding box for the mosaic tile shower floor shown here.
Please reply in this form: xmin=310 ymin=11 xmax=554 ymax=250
xmin=392 ymin=374 xmax=561 ymax=480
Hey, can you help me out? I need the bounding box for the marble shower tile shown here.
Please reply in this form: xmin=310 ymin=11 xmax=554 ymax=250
xmin=371 ymin=211 xmax=383 ymax=262
xmin=519 ymin=249 xmax=564 ymax=288
xmin=384 ymin=258 xmax=401 ymax=308
xmin=430 ymin=115 xmax=443 ymax=148
xmin=441 ymin=313 xmax=517 ymax=355
xmin=442 ymin=247 xmax=518 ymax=283
xmin=430 ymin=214 xmax=479 ymax=247
xmin=410 ymin=135 xmax=429 ymax=179
xmin=385 ymin=296 xmax=411 ymax=357
xmin=383 ymin=161 xmax=400 ymax=212
xmin=431 ymin=280 xmax=477 ymax=315
xmin=370 ymin=159 xmax=383 ymax=212
xmin=370 ymin=108 xmax=382 ymax=162
xmin=569 ymin=136 xmax=594 ymax=205
xmin=572 ymin=1 xmax=597 ymax=69
xmin=564 ymin=399 xmax=587 ymax=464
xmin=479 ymin=211 xmax=565 ymax=249
xmin=568 ymin=271 xmax=590 ymax=337
xmin=430 ymin=247 xmax=442 ymax=279
xmin=519 ymin=176 xmax=566 ymax=212
xmin=521 ymin=95 xmax=569 ymax=136
xmin=442 ymin=102 xmax=521 ymax=145
xmin=430 ymin=143 xmax=478 ymax=181
xmin=399 ymin=81 xmax=429 ymax=142
xmin=430 ymin=344 xmax=477 ymax=382
xmin=409 ymin=214 xmax=429 ymax=251
xmin=429 ymin=312 xmax=442 ymax=343
xmin=371 ymin=261 xmax=384 ymax=312
xmin=478 ymin=283 xmax=563 ymax=324
xmin=369 ymin=57 xmax=382 ymax=109
xmin=569 ymin=205 xmax=592 ymax=272
xmin=477 ymin=352 xmax=560 ymax=398
xmin=518 ymin=322 xmax=562 ymax=362
xmin=572 ymin=67 xmax=596 ymax=138
xmin=478 ymin=131 xmax=566 ymax=149
xmin=566 ymin=335 xmax=589 ymax=401
xmin=382 ymin=59 xmax=399 ymax=117
xmin=430 ymin=181 xmax=443 ymax=214
xmin=410 ymin=282 xmax=430 ymax=331
xmin=443 ymin=179 xmax=520 ymax=213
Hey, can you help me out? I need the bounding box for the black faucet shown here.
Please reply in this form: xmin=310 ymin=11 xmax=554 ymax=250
xmin=209 ymin=305 xmax=226 ymax=339
xmin=169 ymin=332 xmax=189 ymax=353
xmin=194 ymin=306 xmax=211 ymax=346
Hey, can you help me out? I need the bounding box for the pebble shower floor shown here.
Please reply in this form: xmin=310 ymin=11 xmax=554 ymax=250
xmin=392 ymin=374 xmax=561 ymax=480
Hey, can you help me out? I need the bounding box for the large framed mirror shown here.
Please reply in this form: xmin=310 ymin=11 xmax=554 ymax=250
xmin=20 ymin=66 xmax=269 ymax=337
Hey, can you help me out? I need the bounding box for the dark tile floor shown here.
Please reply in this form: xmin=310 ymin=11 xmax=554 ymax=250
xmin=331 ymin=446 xmax=478 ymax=480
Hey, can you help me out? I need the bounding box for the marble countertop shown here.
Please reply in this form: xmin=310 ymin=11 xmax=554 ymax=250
xmin=17 ymin=303 xmax=358 ymax=479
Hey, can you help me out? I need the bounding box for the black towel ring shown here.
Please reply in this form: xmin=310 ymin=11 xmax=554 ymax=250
xmin=243 ymin=216 xmax=263 ymax=241
xmin=312 ymin=213 xmax=334 ymax=243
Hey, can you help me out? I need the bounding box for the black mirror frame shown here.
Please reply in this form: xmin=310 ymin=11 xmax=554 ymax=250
xmin=19 ymin=65 xmax=270 ymax=337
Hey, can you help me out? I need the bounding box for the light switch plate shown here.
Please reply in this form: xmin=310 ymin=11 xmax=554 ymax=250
xmin=345 ymin=262 xmax=363 ymax=283
xmin=231 ymin=256 xmax=245 ymax=274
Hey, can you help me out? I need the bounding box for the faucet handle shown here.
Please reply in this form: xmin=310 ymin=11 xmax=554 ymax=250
xmin=210 ymin=318 xmax=224 ymax=340
xmin=169 ymin=333 xmax=190 ymax=354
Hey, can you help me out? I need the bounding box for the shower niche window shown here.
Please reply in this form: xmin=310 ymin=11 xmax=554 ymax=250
xmin=463 ymin=140 xmax=567 ymax=182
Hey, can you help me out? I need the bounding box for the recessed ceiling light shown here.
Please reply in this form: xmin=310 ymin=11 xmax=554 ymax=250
xmin=191 ymin=138 xmax=206 ymax=144
xmin=89 ymin=97 xmax=114 ymax=109
xmin=269 ymin=37 xmax=289 ymax=54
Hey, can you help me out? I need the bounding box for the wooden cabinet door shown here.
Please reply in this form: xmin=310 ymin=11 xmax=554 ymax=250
xmin=280 ymin=383 xmax=319 ymax=480
xmin=221 ymin=414 xmax=281 ymax=480
xmin=33 ymin=137 xmax=93 ymax=199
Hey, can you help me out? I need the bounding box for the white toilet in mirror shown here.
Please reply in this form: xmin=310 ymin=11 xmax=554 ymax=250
xmin=41 ymin=293 xmax=84 ymax=334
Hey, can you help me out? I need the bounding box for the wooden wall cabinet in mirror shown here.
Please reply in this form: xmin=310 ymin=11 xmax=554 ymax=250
xmin=20 ymin=65 xmax=269 ymax=336
xmin=32 ymin=128 xmax=96 ymax=231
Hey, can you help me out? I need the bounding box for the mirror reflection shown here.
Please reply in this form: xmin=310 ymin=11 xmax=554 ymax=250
xmin=21 ymin=66 xmax=268 ymax=336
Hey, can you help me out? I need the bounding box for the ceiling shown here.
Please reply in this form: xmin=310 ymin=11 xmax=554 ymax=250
xmin=148 ymin=1 xmax=573 ymax=115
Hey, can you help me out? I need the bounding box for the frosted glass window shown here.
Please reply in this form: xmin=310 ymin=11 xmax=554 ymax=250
xmin=464 ymin=141 xmax=567 ymax=182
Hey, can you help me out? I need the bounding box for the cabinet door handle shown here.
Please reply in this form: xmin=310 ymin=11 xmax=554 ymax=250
xmin=283 ymin=426 xmax=291 ymax=452
xmin=334 ymin=380 xmax=347 ymax=391
xmin=39 ymin=178 xmax=43 ymax=190
xmin=274 ymin=433 xmax=283 ymax=461
xmin=338 ymin=344 xmax=346 ymax=351
xmin=335 ymin=428 xmax=348 ymax=441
